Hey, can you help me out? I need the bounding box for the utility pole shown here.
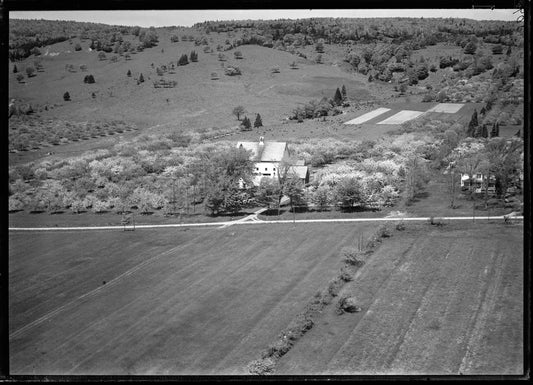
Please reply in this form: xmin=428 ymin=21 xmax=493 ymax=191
xmin=172 ymin=177 xmax=177 ymax=215
xmin=472 ymin=197 xmax=475 ymax=223
xmin=192 ymin=183 xmax=196 ymax=213
xmin=186 ymin=185 xmax=189 ymax=214
xmin=450 ymin=168 xmax=455 ymax=209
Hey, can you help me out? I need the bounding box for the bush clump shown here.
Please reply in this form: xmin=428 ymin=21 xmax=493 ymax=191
xmin=336 ymin=295 xmax=362 ymax=315
xmin=248 ymin=357 xmax=276 ymax=375
xmin=377 ymin=224 xmax=392 ymax=238
xmin=341 ymin=247 xmax=365 ymax=267
xmin=225 ymin=66 xmax=241 ymax=76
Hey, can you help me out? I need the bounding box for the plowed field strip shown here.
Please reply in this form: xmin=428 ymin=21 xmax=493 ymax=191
xmin=376 ymin=110 xmax=425 ymax=125
xmin=274 ymin=224 xmax=522 ymax=375
xmin=344 ymin=108 xmax=391 ymax=125
xmin=13 ymin=230 xmax=264 ymax=373
xmin=10 ymin=223 xmax=371 ymax=375
xmin=458 ymin=251 xmax=506 ymax=374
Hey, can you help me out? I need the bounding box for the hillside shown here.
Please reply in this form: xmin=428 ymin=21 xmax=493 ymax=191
xmin=9 ymin=18 xmax=524 ymax=162
xmin=8 ymin=26 xmax=380 ymax=130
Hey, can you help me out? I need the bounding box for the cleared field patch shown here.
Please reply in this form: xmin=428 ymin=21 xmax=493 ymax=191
xmin=276 ymin=222 xmax=523 ymax=375
xmin=9 ymin=222 xmax=377 ymax=375
xmin=376 ymin=110 xmax=426 ymax=125
xmin=344 ymin=108 xmax=391 ymax=125
xmin=425 ymin=103 xmax=465 ymax=113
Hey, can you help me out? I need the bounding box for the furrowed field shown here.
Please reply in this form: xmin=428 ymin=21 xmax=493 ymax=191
xmin=9 ymin=222 xmax=375 ymax=375
xmin=9 ymin=220 xmax=523 ymax=375
xmin=275 ymin=222 xmax=523 ymax=375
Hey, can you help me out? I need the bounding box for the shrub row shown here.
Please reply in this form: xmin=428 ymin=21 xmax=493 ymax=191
xmin=247 ymin=224 xmax=394 ymax=374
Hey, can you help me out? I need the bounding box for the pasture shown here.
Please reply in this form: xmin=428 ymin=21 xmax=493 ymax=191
xmin=275 ymin=222 xmax=524 ymax=375
xmin=9 ymin=222 xmax=375 ymax=374
xmin=9 ymin=35 xmax=378 ymax=133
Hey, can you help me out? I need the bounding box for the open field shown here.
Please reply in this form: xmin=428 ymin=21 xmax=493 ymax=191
xmin=275 ymin=222 xmax=523 ymax=375
xmin=7 ymin=205 xmax=261 ymax=228
xmin=9 ymin=35 xmax=379 ymax=132
xmin=9 ymin=222 xmax=376 ymax=375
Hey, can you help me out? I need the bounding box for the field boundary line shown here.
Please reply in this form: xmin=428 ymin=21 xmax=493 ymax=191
xmin=9 ymin=215 xmax=523 ymax=231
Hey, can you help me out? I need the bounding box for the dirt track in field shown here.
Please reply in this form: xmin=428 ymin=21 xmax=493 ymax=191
xmin=9 ymin=223 xmax=373 ymax=375
xmin=275 ymin=222 xmax=523 ymax=375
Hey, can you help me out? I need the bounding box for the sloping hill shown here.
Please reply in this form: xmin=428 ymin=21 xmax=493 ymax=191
xmin=9 ymin=26 xmax=379 ymax=133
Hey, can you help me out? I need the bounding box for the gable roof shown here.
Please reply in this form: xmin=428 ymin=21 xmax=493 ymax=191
xmin=289 ymin=165 xmax=309 ymax=180
xmin=237 ymin=141 xmax=288 ymax=162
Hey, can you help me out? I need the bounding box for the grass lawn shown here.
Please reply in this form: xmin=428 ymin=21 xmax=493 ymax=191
xmin=9 ymin=222 xmax=378 ymax=375
xmin=8 ymin=205 xmax=263 ymax=228
xmin=275 ymin=221 xmax=524 ymax=375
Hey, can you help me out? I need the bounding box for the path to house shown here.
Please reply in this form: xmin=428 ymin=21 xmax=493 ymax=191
xmin=218 ymin=207 xmax=268 ymax=228
xmin=8 ymin=212 xmax=523 ymax=232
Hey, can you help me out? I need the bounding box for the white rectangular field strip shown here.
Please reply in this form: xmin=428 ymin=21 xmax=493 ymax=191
xmin=376 ymin=110 xmax=425 ymax=125
xmin=425 ymin=103 xmax=465 ymax=113
xmin=344 ymin=108 xmax=391 ymax=125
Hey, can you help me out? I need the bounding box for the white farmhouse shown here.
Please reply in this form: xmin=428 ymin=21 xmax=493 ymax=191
xmin=237 ymin=137 xmax=309 ymax=186
xmin=460 ymin=170 xmax=523 ymax=194
xmin=460 ymin=173 xmax=495 ymax=194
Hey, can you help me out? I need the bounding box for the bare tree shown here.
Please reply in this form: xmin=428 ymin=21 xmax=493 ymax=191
xmin=232 ymin=106 xmax=246 ymax=121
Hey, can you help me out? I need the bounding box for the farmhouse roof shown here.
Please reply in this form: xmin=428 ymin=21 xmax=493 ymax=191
xmin=289 ymin=165 xmax=309 ymax=180
xmin=237 ymin=141 xmax=288 ymax=162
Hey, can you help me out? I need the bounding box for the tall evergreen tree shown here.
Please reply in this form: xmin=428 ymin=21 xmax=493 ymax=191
xmin=242 ymin=116 xmax=252 ymax=130
xmin=139 ymin=73 xmax=145 ymax=83
xmin=490 ymin=122 xmax=499 ymax=137
xmin=127 ymin=69 xmax=132 ymax=77
xmin=190 ymin=50 xmax=198 ymax=62
xmin=254 ymin=114 xmax=263 ymax=128
xmin=178 ymin=54 xmax=189 ymax=65
xmin=481 ymin=124 xmax=488 ymax=138
xmin=63 ymin=92 xmax=71 ymax=101
xmin=13 ymin=65 xmax=18 ymax=73
xmin=341 ymin=85 xmax=347 ymax=100
xmin=333 ymin=87 xmax=343 ymax=106
xmin=467 ymin=110 xmax=478 ymax=137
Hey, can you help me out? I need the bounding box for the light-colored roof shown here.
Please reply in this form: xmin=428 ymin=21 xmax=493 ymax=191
xmin=237 ymin=141 xmax=288 ymax=162
xmin=289 ymin=165 xmax=309 ymax=180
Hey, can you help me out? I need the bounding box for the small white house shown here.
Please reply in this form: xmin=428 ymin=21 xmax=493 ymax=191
xmin=237 ymin=137 xmax=309 ymax=186
xmin=460 ymin=173 xmax=495 ymax=193
xmin=461 ymin=170 xmax=523 ymax=194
